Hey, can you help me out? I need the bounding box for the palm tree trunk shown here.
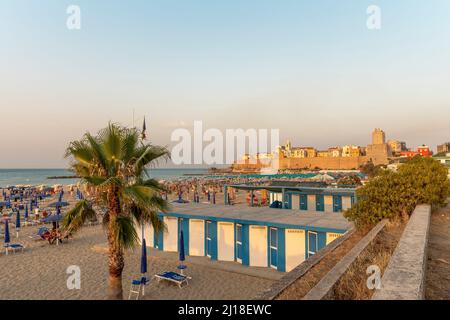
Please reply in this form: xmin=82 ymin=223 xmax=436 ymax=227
xmin=108 ymin=235 xmax=124 ymax=299
xmin=107 ymin=188 xmax=124 ymax=300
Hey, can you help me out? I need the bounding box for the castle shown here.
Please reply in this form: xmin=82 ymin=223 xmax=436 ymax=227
xmin=232 ymin=128 xmax=392 ymax=172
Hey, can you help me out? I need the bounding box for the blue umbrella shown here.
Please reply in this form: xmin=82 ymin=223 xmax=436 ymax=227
xmin=48 ymin=201 xmax=69 ymax=208
xmin=179 ymin=230 xmax=186 ymax=262
xmin=42 ymin=214 xmax=63 ymax=223
xmin=24 ymin=204 xmax=29 ymax=219
xmin=16 ymin=211 xmax=21 ymax=229
xmin=4 ymin=220 xmax=10 ymax=244
xmin=141 ymin=238 xmax=148 ymax=274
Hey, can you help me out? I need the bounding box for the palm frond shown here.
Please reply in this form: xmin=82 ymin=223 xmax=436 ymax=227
xmin=61 ymin=200 xmax=97 ymax=234
xmin=112 ymin=216 xmax=139 ymax=249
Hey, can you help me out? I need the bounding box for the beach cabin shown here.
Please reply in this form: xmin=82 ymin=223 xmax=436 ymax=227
xmin=137 ymin=203 xmax=351 ymax=272
xmin=224 ymin=182 xmax=356 ymax=213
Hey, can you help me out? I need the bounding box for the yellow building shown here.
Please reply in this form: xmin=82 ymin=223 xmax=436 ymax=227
xmin=342 ymin=145 xmax=361 ymax=157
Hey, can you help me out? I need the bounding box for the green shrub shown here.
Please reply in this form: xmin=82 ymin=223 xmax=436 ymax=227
xmin=345 ymin=156 xmax=449 ymax=228
xmin=337 ymin=175 xmax=362 ymax=187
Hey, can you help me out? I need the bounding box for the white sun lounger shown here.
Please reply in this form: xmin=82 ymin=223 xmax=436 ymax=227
xmin=154 ymin=271 xmax=188 ymax=288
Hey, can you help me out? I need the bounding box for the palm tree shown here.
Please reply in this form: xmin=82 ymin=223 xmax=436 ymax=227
xmin=62 ymin=123 xmax=170 ymax=299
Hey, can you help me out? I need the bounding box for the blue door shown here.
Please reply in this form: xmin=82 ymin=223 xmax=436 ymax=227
xmin=315 ymin=195 xmax=325 ymax=212
xmin=333 ymin=195 xmax=342 ymax=212
xmin=269 ymin=228 xmax=278 ymax=268
xmin=235 ymin=224 xmax=243 ymax=262
xmin=308 ymin=231 xmax=318 ymax=257
xmin=206 ymin=221 xmax=212 ymax=257
xmin=300 ymin=195 xmax=307 ymax=210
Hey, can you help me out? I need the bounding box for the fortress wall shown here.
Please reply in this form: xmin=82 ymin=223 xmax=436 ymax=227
xmin=280 ymin=156 xmax=367 ymax=170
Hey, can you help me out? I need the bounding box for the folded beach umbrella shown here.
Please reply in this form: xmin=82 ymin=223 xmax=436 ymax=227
xmin=179 ymin=230 xmax=186 ymax=263
xmin=4 ymin=219 xmax=10 ymax=244
xmin=24 ymin=204 xmax=29 ymax=220
xmin=16 ymin=211 xmax=21 ymax=229
xmin=141 ymin=238 xmax=148 ymax=274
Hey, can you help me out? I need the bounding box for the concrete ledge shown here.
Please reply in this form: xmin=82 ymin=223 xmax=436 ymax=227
xmin=303 ymin=219 xmax=387 ymax=300
xmin=372 ymin=204 xmax=431 ymax=300
xmin=255 ymin=228 xmax=355 ymax=300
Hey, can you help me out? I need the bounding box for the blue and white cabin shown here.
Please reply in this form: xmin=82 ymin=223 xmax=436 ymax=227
xmin=224 ymin=183 xmax=357 ymax=213
xmin=137 ymin=202 xmax=352 ymax=272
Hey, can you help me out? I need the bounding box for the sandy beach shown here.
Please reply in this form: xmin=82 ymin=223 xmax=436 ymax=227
xmin=0 ymin=189 xmax=279 ymax=300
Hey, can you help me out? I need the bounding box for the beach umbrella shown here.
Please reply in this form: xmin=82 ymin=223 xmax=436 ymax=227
xmin=177 ymin=230 xmax=187 ymax=275
xmin=48 ymin=201 xmax=69 ymax=208
xmin=4 ymin=219 xmax=10 ymax=244
xmin=43 ymin=213 xmax=63 ymax=223
xmin=179 ymin=230 xmax=186 ymax=263
xmin=24 ymin=204 xmax=29 ymax=220
xmin=140 ymin=238 xmax=148 ymax=274
xmin=212 ymin=192 xmax=216 ymax=204
xmin=15 ymin=211 xmax=21 ymax=229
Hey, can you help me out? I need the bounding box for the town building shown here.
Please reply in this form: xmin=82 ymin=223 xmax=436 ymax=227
xmin=417 ymin=145 xmax=433 ymax=157
xmin=365 ymin=128 xmax=392 ymax=165
xmin=387 ymin=140 xmax=407 ymax=155
xmin=232 ymin=128 xmax=392 ymax=171
xmin=342 ymin=145 xmax=362 ymax=157
xmin=437 ymin=142 xmax=450 ymax=154
xmin=433 ymin=152 xmax=450 ymax=176
xmin=400 ymin=150 xmax=419 ymax=158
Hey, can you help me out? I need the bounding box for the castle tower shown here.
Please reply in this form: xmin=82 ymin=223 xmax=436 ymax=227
xmin=372 ymin=128 xmax=386 ymax=145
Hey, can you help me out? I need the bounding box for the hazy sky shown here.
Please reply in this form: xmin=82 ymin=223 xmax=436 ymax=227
xmin=1 ymin=0 xmax=449 ymax=168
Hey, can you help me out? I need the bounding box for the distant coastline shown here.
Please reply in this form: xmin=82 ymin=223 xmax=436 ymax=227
xmin=0 ymin=168 xmax=210 ymax=187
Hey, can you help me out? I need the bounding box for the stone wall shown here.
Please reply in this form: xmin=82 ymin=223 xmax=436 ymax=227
xmin=372 ymin=204 xmax=431 ymax=300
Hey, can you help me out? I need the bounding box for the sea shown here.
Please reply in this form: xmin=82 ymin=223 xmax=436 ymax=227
xmin=0 ymin=168 xmax=209 ymax=188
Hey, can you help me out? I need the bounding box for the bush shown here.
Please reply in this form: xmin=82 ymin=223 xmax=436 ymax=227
xmin=345 ymin=156 xmax=449 ymax=228
xmin=337 ymin=175 xmax=362 ymax=187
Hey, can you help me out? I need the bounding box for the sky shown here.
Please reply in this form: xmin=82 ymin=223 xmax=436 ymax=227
xmin=0 ymin=0 xmax=449 ymax=168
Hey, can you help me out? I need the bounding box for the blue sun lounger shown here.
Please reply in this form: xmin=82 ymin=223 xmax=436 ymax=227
xmin=3 ymin=243 xmax=25 ymax=255
xmin=128 ymin=276 xmax=150 ymax=300
xmin=154 ymin=271 xmax=188 ymax=288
